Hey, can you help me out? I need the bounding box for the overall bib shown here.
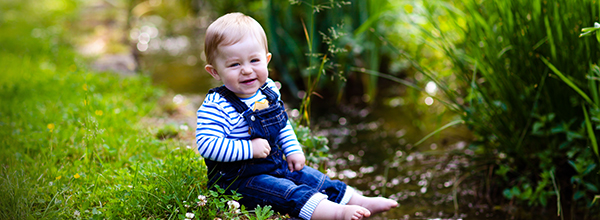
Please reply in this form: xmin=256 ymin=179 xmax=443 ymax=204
xmin=204 ymin=83 xmax=348 ymax=217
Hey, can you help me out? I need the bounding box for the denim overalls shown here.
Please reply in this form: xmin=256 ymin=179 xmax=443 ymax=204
xmin=204 ymin=83 xmax=348 ymax=217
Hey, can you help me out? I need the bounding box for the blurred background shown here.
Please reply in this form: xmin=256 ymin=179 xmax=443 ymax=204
xmin=2 ymin=0 xmax=600 ymax=219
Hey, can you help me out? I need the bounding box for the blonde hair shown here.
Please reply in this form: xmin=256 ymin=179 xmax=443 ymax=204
xmin=204 ymin=12 xmax=269 ymax=65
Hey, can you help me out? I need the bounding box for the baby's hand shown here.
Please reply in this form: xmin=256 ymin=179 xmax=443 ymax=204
xmin=251 ymin=138 xmax=271 ymax=158
xmin=286 ymin=153 xmax=306 ymax=172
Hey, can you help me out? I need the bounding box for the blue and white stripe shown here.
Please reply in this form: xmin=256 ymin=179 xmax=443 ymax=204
xmin=196 ymin=79 xmax=303 ymax=162
xmin=298 ymin=193 xmax=328 ymax=220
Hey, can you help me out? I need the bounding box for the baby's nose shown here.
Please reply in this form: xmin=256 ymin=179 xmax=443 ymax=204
xmin=241 ymin=66 xmax=252 ymax=74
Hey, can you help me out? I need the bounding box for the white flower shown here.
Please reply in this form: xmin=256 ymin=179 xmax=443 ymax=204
xmin=185 ymin=212 xmax=195 ymax=219
xmin=227 ymin=200 xmax=240 ymax=210
xmin=197 ymin=195 xmax=207 ymax=206
xmin=74 ymin=210 xmax=80 ymax=217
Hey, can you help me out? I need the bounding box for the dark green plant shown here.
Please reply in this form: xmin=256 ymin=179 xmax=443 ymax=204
xmin=292 ymin=120 xmax=330 ymax=172
xmin=408 ymin=0 xmax=600 ymax=216
xmin=246 ymin=205 xmax=276 ymax=220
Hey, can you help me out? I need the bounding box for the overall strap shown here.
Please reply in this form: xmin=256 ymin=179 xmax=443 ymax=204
xmin=208 ymin=86 xmax=249 ymax=114
xmin=259 ymin=83 xmax=279 ymax=104
xmin=207 ymin=83 xmax=279 ymax=114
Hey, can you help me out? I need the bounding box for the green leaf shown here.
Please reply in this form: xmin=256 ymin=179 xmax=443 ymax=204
xmin=568 ymin=160 xmax=579 ymax=172
xmin=503 ymin=188 xmax=513 ymax=199
xmin=511 ymin=186 xmax=521 ymax=197
xmin=582 ymin=105 xmax=600 ymax=162
xmin=582 ymin=163 xmax=597 ymax=176
xmin=521 ymin=186 xmax=533 ymax=199
xmin=574 ymin=191 xmax=585 ymax=200
xmin=585 ymin=183 xmax=599 ymax=192
xmin=532 ymin=122 xmax=544 ymax=133
xmin=571 ymin=176 xmax=582 ymax=184
xmin=539 ymin=194 xmax=548 ymax=206
xmin=541 ymin=57 xmax=595 ymax=106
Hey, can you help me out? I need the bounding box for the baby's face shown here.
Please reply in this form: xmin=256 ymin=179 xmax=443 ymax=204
xmin=206 ymin=36 xmax=271 ymax=98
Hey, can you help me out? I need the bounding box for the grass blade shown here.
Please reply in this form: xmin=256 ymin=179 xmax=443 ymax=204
xmin=541 ymin=57 xmax=595 ymax=107
xmin=583 ymin=104 xmax=600 ymax=162
xmin=414 ymin=119 xmax=464 ymax=146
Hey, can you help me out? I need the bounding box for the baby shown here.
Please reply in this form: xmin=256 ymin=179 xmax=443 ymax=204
xmin=195 ymin=12 xmax=398 ymax=220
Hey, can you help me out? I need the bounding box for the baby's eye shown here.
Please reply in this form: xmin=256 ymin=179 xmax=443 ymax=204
xmin=229 ymin=63 xmax=240 ymax=67
xmin=251 ymin=59 xmax=260 ymax=63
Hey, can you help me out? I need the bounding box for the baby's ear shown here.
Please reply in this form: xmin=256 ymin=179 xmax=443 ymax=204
xmin=266 ymin=53 xmax=272 ymax=64
xmin=205 ymin=64 xmax=221 ymax=81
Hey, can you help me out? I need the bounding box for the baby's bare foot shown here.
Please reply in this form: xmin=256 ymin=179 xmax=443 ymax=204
xmin=312 ymin=200 xmax=371 ymax=220
xmin=348 ymin=194 xmax=398 ymax=215
xmin=341 ymin=205 xmax=371 ymax=220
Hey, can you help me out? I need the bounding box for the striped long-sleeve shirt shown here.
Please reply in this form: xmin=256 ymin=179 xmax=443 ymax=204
xmin=195 ymin=79 xmax=303 ymax=162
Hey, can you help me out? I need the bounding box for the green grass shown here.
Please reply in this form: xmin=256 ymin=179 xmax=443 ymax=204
xmin=0 ymin=1 xmax=278 ymax=219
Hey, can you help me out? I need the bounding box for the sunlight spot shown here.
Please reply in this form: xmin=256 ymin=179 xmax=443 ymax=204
xmin=395 ymin=150 xmax=403 ymax=157
xmin=388 ymin=97 xmax=404 ymax=107
xmin=139 ymin=31 xmax=151 ymax=44
xmin=425 ymin=81 xmax=437 ymax=94
xmin=140 ymin=25 xmax=158 ymax=39
xmin=179 ymin=124 xmax=189 ymax=131
xmin=396 ymin=129 xmax=406 ymax=137
xmin=341 ymin=169 xmax=357 ymax=179
xmin=326 ymin=169 xmax=336 ymax=178
xmin=137 ymin=42 xmax=148 ymax=52
xmin=359 ymin=109 xmax=369 ymax=117
xmin=425 ymin=97 xmax=434 ymax=105
xmin=79 ymin=38 xmax=106 ymax=56
xmin=173 ymin=94 xmax=184 ymax=104
xmin=338 ymin=117 xmax=347 ymax=126
xmin=290 ymin=109 xmax=299 ymax=118
xmin=456 ymin=141 xmax=466 ymax=150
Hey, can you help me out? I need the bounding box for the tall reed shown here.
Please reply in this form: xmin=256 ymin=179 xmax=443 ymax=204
xmin=402 ymin=0 xmax=600 ymax=216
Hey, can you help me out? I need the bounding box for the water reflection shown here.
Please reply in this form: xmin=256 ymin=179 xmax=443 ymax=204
xmin=302 ymin=82 xmax=487 ymax=219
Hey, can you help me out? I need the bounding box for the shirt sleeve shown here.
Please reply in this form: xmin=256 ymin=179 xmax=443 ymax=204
xmin=278 ymin=120 xmax=304 ymax=156
xmin=196 ymin=93 xmax=253 ymax=162
xmin=266 ymin=79 xmax=304 ymax=156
